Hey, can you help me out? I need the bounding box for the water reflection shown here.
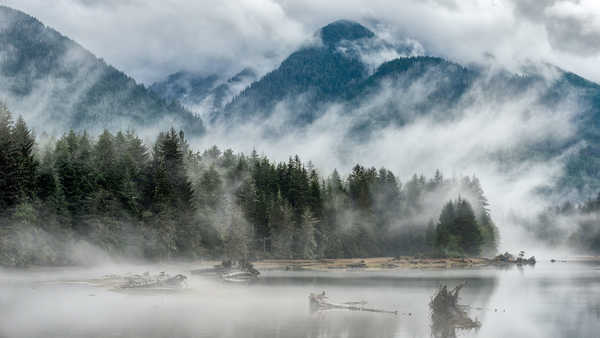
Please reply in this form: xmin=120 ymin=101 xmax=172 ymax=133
xmin=430 ymin=284 xmax=481 ymax=338
xmin=1 ymin=262 xmax=600 ymax=337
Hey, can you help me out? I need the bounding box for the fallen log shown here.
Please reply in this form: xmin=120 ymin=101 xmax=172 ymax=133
xmin=222 ymin=271 xmax=259 ymax=283
xmin=121 ymin=272 xmax=188 ymax=289
xmin=309 ymin=292 xmax=397 ymax=315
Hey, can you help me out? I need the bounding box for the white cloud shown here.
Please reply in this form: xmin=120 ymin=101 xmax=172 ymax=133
xmin=2 ymin=0 xmax=600 ymax=84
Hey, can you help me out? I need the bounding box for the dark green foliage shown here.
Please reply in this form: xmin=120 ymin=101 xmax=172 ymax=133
xmin=223 ymin=24 xmax=370 ymax=123
xmin=435 ymin=197 xmax=492 ymax=257
xmin=0 ymin=103 xmax=19 ymax=210
xmin=319 ymin=20 xmax=375 ymax=46
xmin=453 ymin=198 xmax=483 ymax=256
xmin=0 ymin=104 xmax=498 ymax=265
xmin=13 ymin=116 xmax=38 ymax=199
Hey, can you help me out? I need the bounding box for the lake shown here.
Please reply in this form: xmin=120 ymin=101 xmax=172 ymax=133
xmin=1 ymin=260 xmax=599 ymax=337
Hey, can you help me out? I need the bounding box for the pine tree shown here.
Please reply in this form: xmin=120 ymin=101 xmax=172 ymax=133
xmin=12 ymin=116 xmax=38 ymax=200
xmin=54 ymin=131 xmax=97 ymax=221
xmin=148 ymin=128 xmax=194 ymax=212
xmin=0 ymin=104 xmax=19 ymax=209
xmin=271 ymin=192 xmax=295 ymax=258
xmin=224 ymin=208 xmax=252 ymax=262
xmin=196 ymin=165 xmax=224 ymax=211
xmin=435 ymin=200 xmax=455 ymax=255
xmin=298 ymin=208 xmax=318 ymax=259
xmin=454 ymin=198 xmax=483 ymax=256
xmin=308 ymin=169 xmax=323 ymax=218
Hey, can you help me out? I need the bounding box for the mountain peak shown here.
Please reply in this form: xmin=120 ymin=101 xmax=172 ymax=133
xmin=318 ymin=20 xmax=375 ymax=46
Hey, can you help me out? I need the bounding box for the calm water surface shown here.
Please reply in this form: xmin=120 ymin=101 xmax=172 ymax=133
xmin=1 ymin=261 xmax=599 ymax=337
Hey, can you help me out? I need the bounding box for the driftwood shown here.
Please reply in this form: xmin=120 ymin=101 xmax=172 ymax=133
xmin=493 ymin=252 xmax=536 ymax=265
xmin=430 ymin=284 xmax=480 ymax=338
xmin=222 ymin=271 xmax=259 ymax=283
xmin=121 ymin=272 xmax=188 ymax=289
xmin=309 ymin=292 xmax=397 ymax=315
xmin=346 ymin=261 xmax=368 ymax=269
xmin=192 ymin=260 xmax=260 ymax=280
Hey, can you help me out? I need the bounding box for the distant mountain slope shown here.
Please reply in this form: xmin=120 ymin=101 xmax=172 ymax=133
xmin=153 ymin=20 xmax=421 ymax=125
xmin=150 ymin=68 xmax=257 ymax=121
xmin=0 ymin=6 xmax=204 ymax=135
xmin=211 ymin=20 xmax=600 ymax=197
xmin=221 ymin=20 xmax=378 ymax=123
xmin=149 ymin=72 xmax=221 ymax=105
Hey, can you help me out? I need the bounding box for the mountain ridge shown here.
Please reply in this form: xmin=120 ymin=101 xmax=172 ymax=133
xmin=0 ymin=5 xmax=204 ymax=136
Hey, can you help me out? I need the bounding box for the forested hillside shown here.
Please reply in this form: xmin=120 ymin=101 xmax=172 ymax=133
xmin=210 ymin=20 xmax=600 ymax=198
xmin=0 ymin=105 xmax=497 ymax=266
xmin=0 ymin=6 xmax=204 ymax=135
xmin=524 ymin=194 xmax=600 ymax=253
xmin=150 ymin=68 xmax=257 ymax=120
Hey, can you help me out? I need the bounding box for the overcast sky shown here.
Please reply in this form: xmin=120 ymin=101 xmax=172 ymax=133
xmin=2 ymin=0 xmax=600 ymax=85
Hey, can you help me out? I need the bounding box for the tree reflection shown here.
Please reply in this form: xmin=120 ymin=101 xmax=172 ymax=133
xmin=430 ymin=284 xmax=481 ymax=338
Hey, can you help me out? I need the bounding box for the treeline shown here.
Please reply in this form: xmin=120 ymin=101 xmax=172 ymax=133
xmin=0 ymin=105 xmax=498 ymax=266
xmin=528 ymin=194 xmax=600 ymax=253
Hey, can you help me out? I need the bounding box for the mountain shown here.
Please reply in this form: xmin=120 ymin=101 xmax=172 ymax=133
xmin=5 ymin=5 xmax=600 ymax=198
xmin=152 ymin=20 xmax=421 ymax=125
xmin=211 ymin=20 xmax=600 ymax=197
xmin=221 ymin=20 xmax=383 ymax=123
xmin=218 ymin=21 xmax=587 ymax=128
xmin=149 ymin=72 xmax=220 ymax=105
xmin=0 ymin=6 xmax=204 ymax=136
xmin=150 ymin=68 xmax=257 ymax=121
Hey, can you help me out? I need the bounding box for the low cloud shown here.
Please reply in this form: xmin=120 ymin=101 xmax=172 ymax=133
xmin=188 ymin=66 xmax=585 ymax=251
xmin=2 ymin=0 xmax=600 ymax=84
xmin=511 ymin=0 xmax=600 ymax=57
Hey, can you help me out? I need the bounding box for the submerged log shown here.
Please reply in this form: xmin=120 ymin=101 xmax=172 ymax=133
xmin=309 ymin=292 xmax=397 ymax=315
xmin=430 ymin=284 xmax=480 ymax=338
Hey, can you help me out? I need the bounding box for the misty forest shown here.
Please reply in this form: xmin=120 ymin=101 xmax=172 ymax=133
xmin=0 ymin=104 xmax=497 ymax=266
xmin=3 ymin=2 xmax=600 ymax=338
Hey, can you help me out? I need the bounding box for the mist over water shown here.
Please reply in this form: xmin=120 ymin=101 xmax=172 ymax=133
xmin=2 ymin=3 xmax=600 ymax=338
xmin=1 ymin=262 xmax=599 ymax=338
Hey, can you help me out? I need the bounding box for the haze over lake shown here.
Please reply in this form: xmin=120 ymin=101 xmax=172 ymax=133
xmin=2 ymin=261 xmax=599 ymax=338
xmin=2 ymin=2 xmax=600 ymax=337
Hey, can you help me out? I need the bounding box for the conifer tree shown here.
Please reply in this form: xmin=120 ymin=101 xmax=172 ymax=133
xmin=298 ymin=208 xmax=318 ymax=259
xmin=12 ymin=116 xmax=38 ymax=200
xmin=0 ymin=104 xmax=19 ymax=209
xmin=454 ymin=198 xmax=482 ymax=256
xmin=271 ymin=192 xmax=295 ymax=258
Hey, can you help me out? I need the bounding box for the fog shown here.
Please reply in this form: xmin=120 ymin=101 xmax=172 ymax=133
xmin=0 ymin=3 xmax=590 ymax=254
xmin=2 ymin=3 xmax=600 ymax=338
xmin=2 ymin=261 xmax=600 ymax=337
xmin=188 ymin=60 xmax=584 ymax=253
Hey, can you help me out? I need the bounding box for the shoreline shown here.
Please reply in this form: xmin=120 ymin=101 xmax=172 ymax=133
xmin=241 ymin=255 xmax=600 ymax=272
xmin=4 ymin=255 xmax=600 ymax=273
xmin=221 ymin=257 xmax=509 ymax=272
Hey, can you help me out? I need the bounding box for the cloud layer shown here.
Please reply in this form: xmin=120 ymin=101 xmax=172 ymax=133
xmin=2 ymin=0 xmax=600 ymax=84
